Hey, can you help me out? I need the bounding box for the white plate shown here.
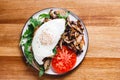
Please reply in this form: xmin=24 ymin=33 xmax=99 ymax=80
xmin=20 ymin=8 xmax=89 ymax=75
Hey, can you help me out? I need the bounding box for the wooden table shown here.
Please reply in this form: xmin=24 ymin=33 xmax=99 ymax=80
xmin=0 ymin=0 xmax=120 ymax=80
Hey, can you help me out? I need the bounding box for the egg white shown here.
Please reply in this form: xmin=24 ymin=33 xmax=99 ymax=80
xmin=32 ymin=19 xmax=65 ymax=65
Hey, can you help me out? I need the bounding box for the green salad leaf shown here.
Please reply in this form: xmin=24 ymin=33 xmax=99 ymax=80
xmin=38 ymin=13 xmax=50 ymax=19
xmin=23 ymin=24 xmax=34 ymax=38
xmin=39 ymin=66 xmax=45 ymax=77
xmin=57 ymin=11 xmax=70 ymax=19
xmin=20 ymin=36 xmax=24 ymax=46
xmin=20 ymin=17 xmax=42 ymax=64
xmin=20 ymin=16 xmax=46 ymax=76
xmin=52 ymin=47 xmax=57 ymax=55
xmin=30 ymin=17 xmax=42 ymax=28
xmin=24 ymin=49 xmax=33 ymax=64
xmin=23 ymin=35 xmax=33 ymax=64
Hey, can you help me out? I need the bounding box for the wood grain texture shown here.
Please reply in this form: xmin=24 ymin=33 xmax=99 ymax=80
xmin=0 ymin=0 xmax=120 ymax=80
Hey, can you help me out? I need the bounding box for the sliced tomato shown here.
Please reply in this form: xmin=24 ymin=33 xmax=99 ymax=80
xmin=52 ymin=45 xmax=77 ymax=73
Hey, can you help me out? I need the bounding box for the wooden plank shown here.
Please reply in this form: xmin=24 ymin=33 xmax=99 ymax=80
xmin=0 ymin=0 xmax=120 ymax=27
xmin=0 ymin=56 xmax=119 ymax=80
xmin=88 ymin=26 xmax=120 ymax=58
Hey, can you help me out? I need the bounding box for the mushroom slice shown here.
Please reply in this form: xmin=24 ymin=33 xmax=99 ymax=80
xmin=76 ymin=35 xmax=83 ymax=43
xmin=75 ymin=32 xmax=80 ymax=37
xmin=72 ymin=24 xmax=83 ymax=33
xmin=49 ymin=10 xmax=57 ymax=19
xmin=55 ymin=10 xmax=66 ymax=16
xmin=73 ymin=40 xmax=77 ymax=46
xmin=43 ymin=57 xmax=51 ymax=70
xmin=43 ymin=18 xmax=51 ymax=22
xmin=61 ymin=32 xmax=68 ymax=39
xmin=67 ymin=21 xmax=72 ymax=28
xmin=73 ymin=40 xmax=80 ymax=50
xmin=66 ymin=16 xmax=70 ymax=22
xmin=69 ymin=43 xmax=77 ymax=53
xmin=76 ymin=45 xmax=80 ymax=50
xmin=63 ymin=36 xmax=69 ymax=42
xmin=76 ymin=49 xmax=83 ymax=55
xmin=64 ymin=39 xmax=75 ymax=44
xmin=71 ymin=27 xmax=76 ymax=33
xmin=71 ymin=21 xmax=77 ymax=25
xmin=59 ymin=39 xmax=63 ymax=49
xmin=79 ymin=36 xmax=85 ymax=49
xmin=77 ymin=20 xmax=84 ymax=30
xmin=77 ymin=20 xmax=81 ymax=27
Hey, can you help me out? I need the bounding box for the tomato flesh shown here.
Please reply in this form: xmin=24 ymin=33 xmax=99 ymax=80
xmin=52 ymin=45 xmax=77 ymax=73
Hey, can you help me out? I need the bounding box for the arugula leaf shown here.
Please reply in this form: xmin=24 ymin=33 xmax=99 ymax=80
xmin=30 ymin=18 xmax=41 ymax=28
xmin=28 ymin=24 xmax=34 ymax=31
xmin=22 ymin=24 xmax=34 ymax=38
xmin=57 ymin=11 xmax=70 ymax=19
xmin=20 ymin=36 xmax=25 ymax=46
xmin=39 ymin=66 xmax=45 ymax=77
xmin=24 ymin=40 xmax=33 ymax=64
xmin=22 ymin=29 xmax=31 ymax=38
xmin=20 ymin=23 xmax=34 ymax=64
xmin=52 ymin=47 xmax=57 ymax=55
xmin=20 ymin=24 xmax=34 ymax=45
xmin=38 ymin=13 xmax=50 ymax=19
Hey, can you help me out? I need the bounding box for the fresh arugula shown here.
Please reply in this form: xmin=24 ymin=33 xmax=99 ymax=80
xmin=23 ymin=24 xmax=34 ymax=38
xmin=38 ymin=13 xmax=50 ymax=20
xmin=22 ymin=25 xmax=34 ymax=64
xmin=20 ymin=17 xmax=42 ymax=64
xmin=39 ymin=66 xmax=45 ymax=77
xmin=57 ymin=11 xmax=70 ymax=19
xmin=30 ymin=17 xmax=41 ymax=28
xmin=20 ymin=16 xmax=46 ymax=77
xmin=52 ymin=47 xmax=57 ymax=55
xmin=24 ymin=45 xmax=33 ymax=64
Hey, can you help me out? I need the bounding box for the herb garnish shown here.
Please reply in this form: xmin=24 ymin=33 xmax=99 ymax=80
xmin=52 ymin=47 xmax=57 ymax=55
xmin=57 ymin=11 xmax=70 ymax=19
xmin=30 ymin=18 xmax=41 ymax=28
xmin=39 ymin=66 xmax=45 ymax=77
xmin=38 ymin=13 xmax=50 ymax=19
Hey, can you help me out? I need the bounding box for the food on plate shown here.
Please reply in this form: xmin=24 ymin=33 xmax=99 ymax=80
xmin=32 ymin=19 xmax=65 ymax=65
xmin=20 ymin=9 xmax=85 ymax=76
xmin=52 ymin=45 xmax=76 ymax=73
xmin=59 ymin=18 xmax=84 ymax=55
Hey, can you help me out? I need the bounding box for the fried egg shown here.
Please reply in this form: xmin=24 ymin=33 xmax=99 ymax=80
xmin=32 ymin=19 xmax=65 ymax=65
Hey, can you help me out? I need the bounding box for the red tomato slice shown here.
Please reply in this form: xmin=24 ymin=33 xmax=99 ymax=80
xmin=52 ymin=45 xmax=77 ymax=73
